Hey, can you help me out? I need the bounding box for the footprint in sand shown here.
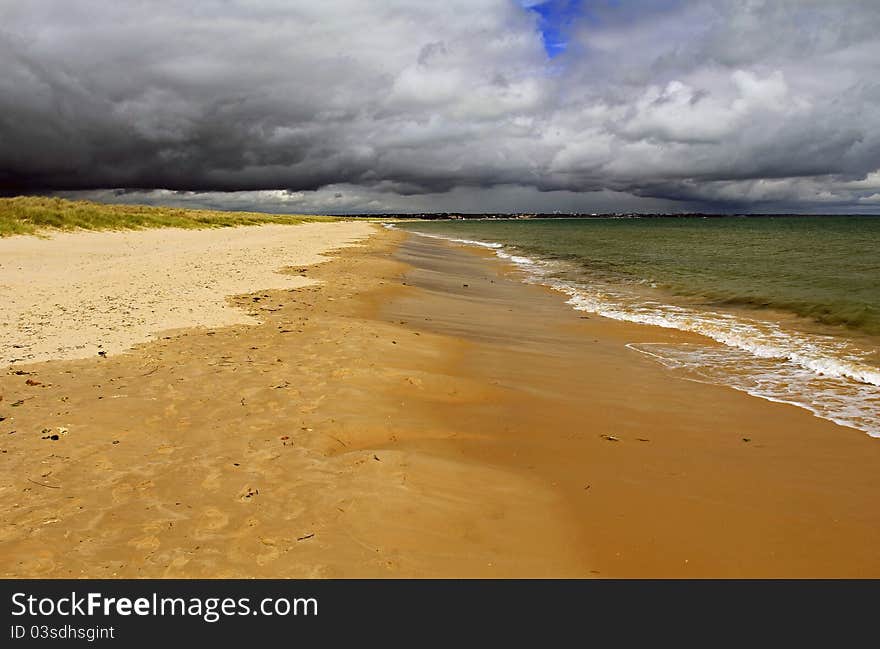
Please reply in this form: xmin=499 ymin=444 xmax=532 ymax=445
xmin=110 ymin=481 xmax=134 ymax=503
xmin=129 ymin=535 xmax=161 ymax=551
xmin=162 ymin=553 xmax=190 ymax=577
xmin=237 ymin=485 xmax=260 ymax=502
xmin=195 ymin=507 xmax=230 ymax=539
xmin=94 ymin=455 xmax=114 ymax=471
xmin=142 ymin=520 xmax=167 ymax=535
xmin=249 ymin=448 xmax=281 ymax=462
xmin=255 ymin=538 xmax=282 ymax=566
xmin=298 ymin=395 xmax=326 ymax=414
xmin=255 ymin=549 xmax=281 ymax=566
xmin=200 ymin=470 xmax=221 ymax=491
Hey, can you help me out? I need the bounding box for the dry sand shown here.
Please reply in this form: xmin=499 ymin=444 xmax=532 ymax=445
xmin=0 ymin=222 xmax=375 ymax=365
xmin=1 ymin=227 xmax=583 ymax=577
xmin=1 ymin=226 xmax=878 ymax=578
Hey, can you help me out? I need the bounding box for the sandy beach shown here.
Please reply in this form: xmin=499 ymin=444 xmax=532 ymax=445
xmin=1 ymin=224 xmax=879 ymax=578
xmin=0 ymin=222 xmax=375 ymax=365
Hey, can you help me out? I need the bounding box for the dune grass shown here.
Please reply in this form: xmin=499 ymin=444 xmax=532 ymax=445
xmin=0 ymin=196 xmax=338 ymax=237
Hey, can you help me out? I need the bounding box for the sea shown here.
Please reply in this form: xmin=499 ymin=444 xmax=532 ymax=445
xmin=396 ymin=216 xmax=880 ymax=437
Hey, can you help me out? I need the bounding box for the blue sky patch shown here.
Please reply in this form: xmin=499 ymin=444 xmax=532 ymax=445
xmin=523 ymin=0 xmax=586 ymax=58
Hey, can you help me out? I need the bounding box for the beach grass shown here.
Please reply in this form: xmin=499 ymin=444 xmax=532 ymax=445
xmin=0 ymin=196 xmax=338 ymax=237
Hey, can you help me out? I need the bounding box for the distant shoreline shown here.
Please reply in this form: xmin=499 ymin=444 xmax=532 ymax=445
xmin=3 ymin=195 xmax=877 ymax=229
xmin=352 ymin=212 xmax=880 ymax=220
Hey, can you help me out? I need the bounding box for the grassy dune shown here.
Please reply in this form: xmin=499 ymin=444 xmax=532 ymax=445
xmin=0 ymin=196 xmax=337 ymax=237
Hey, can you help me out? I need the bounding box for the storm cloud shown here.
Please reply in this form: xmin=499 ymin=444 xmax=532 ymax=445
xmin=2 ymin=0 xmax=880 ymax=212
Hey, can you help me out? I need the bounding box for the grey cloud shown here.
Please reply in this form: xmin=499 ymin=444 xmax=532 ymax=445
xmin=63 ymin=184 xmax=693 ymax=216
xmin=1 ymin=0 xmax=880 ymax=212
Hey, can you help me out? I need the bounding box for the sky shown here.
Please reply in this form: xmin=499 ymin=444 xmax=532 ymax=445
xmin=2 ymin=0 xmax=880 ymax=214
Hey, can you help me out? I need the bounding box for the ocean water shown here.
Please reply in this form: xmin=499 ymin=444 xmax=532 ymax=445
xmin=396 ymin=217 xmax=880 ymax=437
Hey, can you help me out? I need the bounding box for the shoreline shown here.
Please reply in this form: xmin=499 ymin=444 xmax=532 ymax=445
xmin=382 ymin=232 xmax=880 ymax=577
xmin=395 ymin=224 xmax=880 ymax=438
xmin=1 ymin=226 xmax=878 ymax=577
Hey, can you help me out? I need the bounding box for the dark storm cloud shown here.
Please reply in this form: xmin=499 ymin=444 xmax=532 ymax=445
xmin=2 ymin=0 xmax=880 ymax=212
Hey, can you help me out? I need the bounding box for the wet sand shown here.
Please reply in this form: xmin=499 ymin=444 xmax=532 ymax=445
xmin=386 ymin=234 xmax=880 ymax=577
xmin=1 ymin=227 xmax=878 ymax=577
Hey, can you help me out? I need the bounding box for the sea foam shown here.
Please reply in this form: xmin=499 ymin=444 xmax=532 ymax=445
xmin=404 ymin=227 xmax=880 ymax=437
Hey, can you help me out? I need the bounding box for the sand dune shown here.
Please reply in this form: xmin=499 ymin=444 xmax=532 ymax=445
xmin=0 ymin=222 xmax=375 ymax=365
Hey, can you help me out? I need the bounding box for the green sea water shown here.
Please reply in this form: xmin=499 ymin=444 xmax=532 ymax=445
xmin=398 ymin=216 xmax=880 ymax=436
xmin=401 ymin=216 xmax=880 ymax=335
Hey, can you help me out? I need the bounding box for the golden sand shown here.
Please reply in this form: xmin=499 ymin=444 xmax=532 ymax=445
xmin=1 ymin=227 xmax=878 ymax=577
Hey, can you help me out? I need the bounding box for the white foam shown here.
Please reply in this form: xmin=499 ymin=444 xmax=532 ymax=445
xmin=404 ymin=227 xmax=880 ymax=438
xmin=627 ymin=342 xmax=880 ymax=437
xmin=556 ymin=284 xmax=880 ymax=388
xmin=411 ymin=229 xmax=504 ymax=249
